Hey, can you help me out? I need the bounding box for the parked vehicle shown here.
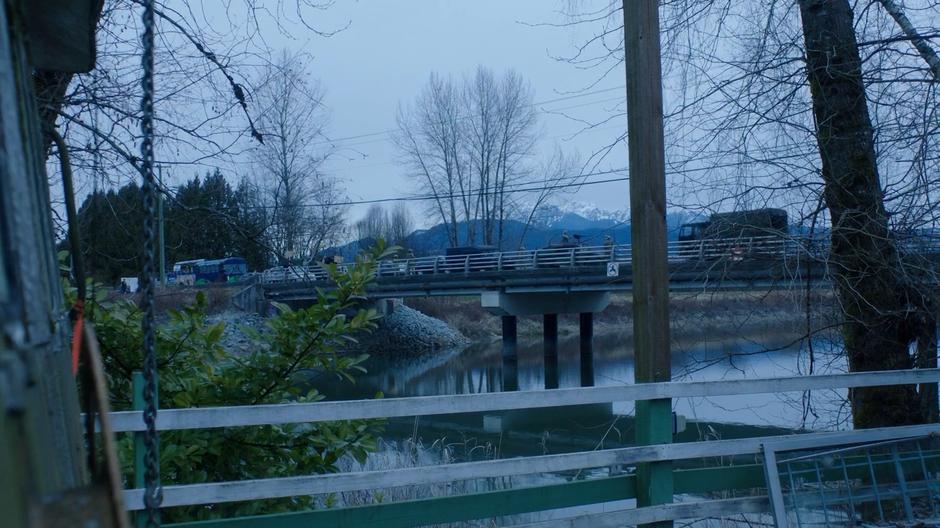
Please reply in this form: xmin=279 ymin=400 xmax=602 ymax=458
xmin=195 ymin=256 xmax=249 ymax=284
xmin=678 ymin=208 xmax=788 ymax=241
xmin=174 ymin=256 xmax=249 ymax=285
xmin=677 ymin=208 xmax=788 ymax=260
xmin=172 ymin=259 xmax=203 ymax=286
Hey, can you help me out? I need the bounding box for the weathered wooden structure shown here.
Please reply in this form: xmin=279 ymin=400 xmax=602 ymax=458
xmin=0 ymin=1 xmax=101 ymax=526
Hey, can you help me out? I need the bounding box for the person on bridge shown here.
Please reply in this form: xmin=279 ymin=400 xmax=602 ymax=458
xmin=561 ymin=230 xmax=571 ymax=244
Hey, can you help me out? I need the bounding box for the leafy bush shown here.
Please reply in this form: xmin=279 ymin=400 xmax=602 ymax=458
xmin=65 ymin=249 xmax=391 ymax=521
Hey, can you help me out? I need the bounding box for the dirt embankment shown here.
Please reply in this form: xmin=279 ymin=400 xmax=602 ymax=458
xmin=114 ymin=283 xmax=242 ymax=315
xmin=406 ymin=290 xmax=840 ymax=344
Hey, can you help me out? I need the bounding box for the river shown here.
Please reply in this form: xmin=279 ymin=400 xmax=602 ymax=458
xmin=311 ymin=325 xmax=848 ymax=460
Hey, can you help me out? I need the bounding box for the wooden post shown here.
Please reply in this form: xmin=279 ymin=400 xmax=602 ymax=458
xmin=623 ymin=0 xmax=673 ymax=525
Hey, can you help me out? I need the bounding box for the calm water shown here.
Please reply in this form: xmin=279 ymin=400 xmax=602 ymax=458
xmin=310 ymin=326 xmax=847 ymax=457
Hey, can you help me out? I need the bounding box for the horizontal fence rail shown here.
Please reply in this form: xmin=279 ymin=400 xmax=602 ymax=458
xmin=112 ymin=368 xmax=940 ymax=513
xmin=105 ymin=369 xmax=940 ymax=433
xmin=511 ymin=496 xmax=772 ymax=528
xmin=124 ymin=423 xmax=940 ymax=510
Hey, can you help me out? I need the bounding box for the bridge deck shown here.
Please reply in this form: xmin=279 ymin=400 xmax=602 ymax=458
xmin=262 ymin=237 xmax=840 ymax=299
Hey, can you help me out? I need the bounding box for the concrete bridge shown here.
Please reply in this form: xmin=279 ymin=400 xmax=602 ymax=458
xmin=243 ymin=234 xmax=938 ymax=391
xmin=243 ymin=236 xmax=833 ymax=391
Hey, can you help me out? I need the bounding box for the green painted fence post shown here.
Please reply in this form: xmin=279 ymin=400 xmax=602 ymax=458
xmin=133 ymin=370 xmax=159 ymax=527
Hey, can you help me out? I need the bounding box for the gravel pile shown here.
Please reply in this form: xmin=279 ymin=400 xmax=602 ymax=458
xmin=352 ymin=304 xmax=470 ymax=358
xmin=208 ymin=311 xmax=266 ymax=356
xmin=209 ymin=304 xmax=468 ymax=358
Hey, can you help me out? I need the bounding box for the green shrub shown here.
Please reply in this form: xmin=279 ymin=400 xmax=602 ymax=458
xmin=65 ymin=248 xmax=393 ymax=521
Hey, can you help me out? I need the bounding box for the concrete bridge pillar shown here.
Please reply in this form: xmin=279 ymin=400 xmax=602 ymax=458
xmin=543 ymin=314 xmax=559 ymax=389
xmin=580 ymin=312 xmax=595 ymax=387
xmin=501 ymin=315 xmax=518 ymax=392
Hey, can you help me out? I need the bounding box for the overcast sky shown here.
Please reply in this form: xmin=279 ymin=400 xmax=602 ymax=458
xmin=238 ymin=1 xmax=630 ymax=224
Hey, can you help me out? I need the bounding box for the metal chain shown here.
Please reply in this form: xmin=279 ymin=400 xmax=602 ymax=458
xmin=139 ymin=0 xmax=161 ymax=525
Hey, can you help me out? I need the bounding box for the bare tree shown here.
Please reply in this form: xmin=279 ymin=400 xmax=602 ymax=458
xmin=252 ymin=51 xmax=345 ymax=265
xmin=355 ymin=204 xmax=390 ymax=242
xmin=396 ymin=67 xmax=541 ymax=248
xmin=42 ymin=1 xmax=348 ymax=256
xmin=396 ymin=73 xmax=466 ymax=247
xmin=355 ymin=203 xmax=414 ymax=249
xmin=388 ymin=203 xmax=414 ymax=247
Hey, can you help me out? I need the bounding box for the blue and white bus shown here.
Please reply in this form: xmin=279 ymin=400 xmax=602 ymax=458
xmin=172 ymin=257 xmax=248 ymax=285
xmin=194 ymin=257 xmax=248 ymax=284
xmin=172 ymin=259 xmax=203 ymax=286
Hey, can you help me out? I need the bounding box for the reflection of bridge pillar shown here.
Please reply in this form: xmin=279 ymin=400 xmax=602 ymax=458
xmin=501 ymin=315 xmax=518 ymax=392
xmin=579 ymin=312 xmax=595 ymax=387
xmin=543 ymin=314 xmax=559 ymax=389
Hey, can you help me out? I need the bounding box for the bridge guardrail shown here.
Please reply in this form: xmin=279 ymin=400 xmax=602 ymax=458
xmin=262 ymin=235 xmax=829 ymax=286
xmin=256 ymin=234 xmax=940 ymax=286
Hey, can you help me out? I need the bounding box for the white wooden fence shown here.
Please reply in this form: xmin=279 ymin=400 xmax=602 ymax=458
xmin=111 ymin=368 xmax=940 ymax=521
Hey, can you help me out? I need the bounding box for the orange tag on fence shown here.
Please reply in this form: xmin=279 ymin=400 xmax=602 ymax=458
xmin=71 ymin=299 xmax=85 ymax=374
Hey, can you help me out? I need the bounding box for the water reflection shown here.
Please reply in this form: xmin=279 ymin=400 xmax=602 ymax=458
xmin=318 ymin=327 xmax=846 ymax=430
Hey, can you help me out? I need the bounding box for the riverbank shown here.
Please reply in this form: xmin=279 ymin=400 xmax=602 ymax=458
xmin=406 ymin=290 xmax=840 ymax=344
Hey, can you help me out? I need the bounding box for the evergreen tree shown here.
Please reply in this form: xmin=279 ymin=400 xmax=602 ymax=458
xmin=76 ymin=170 xmax=272 ymax=282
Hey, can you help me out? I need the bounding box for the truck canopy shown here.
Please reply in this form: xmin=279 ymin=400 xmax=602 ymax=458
xmin=678 ymin=208 xmax=788 ymax=241
xmin=707 ymin=208 xmax=788 ymax=238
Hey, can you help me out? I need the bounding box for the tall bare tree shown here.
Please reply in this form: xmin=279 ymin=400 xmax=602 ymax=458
xmin=252 ymin=52 xmax=345 ymax=265
xmin=41 ymin=1 xmax=346 ymax=256
xmin=355 ymin=203 xmax=414 ymax=248
xmin=396 ymin=66 xmax=540 ymax=248
xmin=396 ymin=73 xmax=466 ymax=247
xmin=388 ymin=203 xmax=415 ymax=247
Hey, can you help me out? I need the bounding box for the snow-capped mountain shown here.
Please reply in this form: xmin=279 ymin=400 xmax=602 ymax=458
xmin=527 ymin=202 xmax=629 ymax=230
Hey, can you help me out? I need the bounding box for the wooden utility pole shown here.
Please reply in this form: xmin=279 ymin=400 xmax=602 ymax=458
xmin=623 ymin=1 xmax=673 ymax=525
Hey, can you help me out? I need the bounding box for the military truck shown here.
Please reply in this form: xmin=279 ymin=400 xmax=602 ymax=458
xmin=677 ymin=208 xmax=789 ymax=260
xmin=678 ymin=208 xmax=788 ymax=242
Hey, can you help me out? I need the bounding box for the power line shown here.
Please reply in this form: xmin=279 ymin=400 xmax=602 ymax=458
xmin=312 ymin=85 xmax=626 ymax=148
xmin=328 ymin=95 xmax=628 ymax=152
xmin=165 ymin=167 xmax=629 ymax=210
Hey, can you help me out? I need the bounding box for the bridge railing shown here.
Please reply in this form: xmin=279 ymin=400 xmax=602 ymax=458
xmin=261 ymin=235 xmax=821 ymax=285
xmin=257 ymin=233 xmax=940 ymax=286
xmin=106 ymin=368 xmax=940 ymax=527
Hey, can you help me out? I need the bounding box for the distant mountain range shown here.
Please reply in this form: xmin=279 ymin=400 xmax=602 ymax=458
xmin=330 ymin=203 xmax=696 ymax=260
xmin=528 ymin=203 xmax=630 ymax=230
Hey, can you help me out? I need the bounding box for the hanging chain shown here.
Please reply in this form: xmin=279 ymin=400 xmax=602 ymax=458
xmin=139 ymin=0 xmax=161 ymax=525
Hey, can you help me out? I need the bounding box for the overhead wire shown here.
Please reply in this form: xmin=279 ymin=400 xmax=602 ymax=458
xmin=161 ymin=167 xmax=630 ymax=210
xmin=311 ymin=84 xmax=626 ymax=149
